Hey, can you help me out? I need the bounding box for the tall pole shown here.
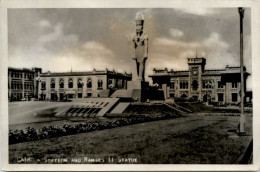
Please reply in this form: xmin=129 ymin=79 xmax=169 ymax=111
xmin=239 ymin=7 xmax=246 ymax=135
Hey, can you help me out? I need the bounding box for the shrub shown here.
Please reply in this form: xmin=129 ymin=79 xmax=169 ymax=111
xmin=9 ymin=113 xmax=179 ymax=145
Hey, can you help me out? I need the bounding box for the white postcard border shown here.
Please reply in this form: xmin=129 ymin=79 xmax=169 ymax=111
xmin=1 ymin=0 xmax=260 ymax=171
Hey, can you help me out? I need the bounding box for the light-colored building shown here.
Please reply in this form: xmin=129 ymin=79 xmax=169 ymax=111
xmin=149 ymin=57 xmax=251 ymax=105
xmin=38 ymin=69 xmax=132 ymax=101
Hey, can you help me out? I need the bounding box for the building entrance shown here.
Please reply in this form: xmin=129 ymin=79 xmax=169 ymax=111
xmin=218 ymin=93 xmax=224 ymax=102
xmin=78 ymin=93 xmax=82 ymax=98
xmin=192 ymin=96 xmax=198 ymax=101
xmin=51 ymin=93 xmax=56 ymax=101
xmin=60 ymin=93 xmax=64 ymax=101
xmin=203 ymin=94 xmax=208 ymax=102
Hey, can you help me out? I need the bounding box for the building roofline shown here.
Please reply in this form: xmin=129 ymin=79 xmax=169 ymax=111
xmin=40 ymin=69 xmax=132 ymax=77
xmin=8 ymin=67 xmax=41 ymax=72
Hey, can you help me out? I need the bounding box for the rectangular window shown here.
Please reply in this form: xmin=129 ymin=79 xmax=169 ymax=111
xmin=68 ymin=94 xmax=74 ymax=99
xmin=202 ymin=80 xmax=206 ymax=89
xmin=232 ymin=82 xmax=237 ymax=88
xmin=170 ymin=82 xmax=175 ymax=89
xmin=169 ymin=93 xmax=175 ymax=98
xmin=78 ymin=93 xmax=82 ymax=98
xmin=232 ymin=93 xmax=238 ymax=102
xmin=218 ymin=93 xmax=224 ymax=102
xmin=192 ymin=96 xmax=198 ymax=101
xmin=87 ymin=93 xmax=92 ymax=97
xmin=218 ymin=81 xmax=224 ymax=88
xmin=180 ymin=81 xmax=188 ymax=89
xmin=202 ymin=80 xmax=212 ymax=89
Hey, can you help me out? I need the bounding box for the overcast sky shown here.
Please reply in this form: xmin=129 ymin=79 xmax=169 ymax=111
xmin=8 ymin=8 xmax=252 ymax=90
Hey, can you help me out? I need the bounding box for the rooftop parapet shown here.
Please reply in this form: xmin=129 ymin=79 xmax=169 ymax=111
xmin=40 ymin=69 xmax=132 ymax=77
xmin=8 ymin=67 xmax=42 ymax=73
xmin=187 ymin=57 xmax=206 ymax=65
xmin=153 ymin=68 xmax=168 ymax=74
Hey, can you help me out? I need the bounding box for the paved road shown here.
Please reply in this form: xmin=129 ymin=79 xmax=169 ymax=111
xmin=8 ymin=102 xmax=66 ymax=125
xmin=8 ymin=102 xmax=113 ymax=130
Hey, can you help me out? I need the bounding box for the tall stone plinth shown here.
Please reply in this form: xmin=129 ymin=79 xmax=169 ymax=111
xmin=127 ymin=80 xmax=164 ymax=102
xmin=127 ymin=80 xmax=149 ymax=102
xmin=127 ymin=80 xmax=149 ymax=90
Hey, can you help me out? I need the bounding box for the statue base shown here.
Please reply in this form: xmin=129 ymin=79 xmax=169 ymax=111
xmin=126 ymin=80 xmax=164 ymax=102
xmin=127 ymin=80 xmax=149 ymax=90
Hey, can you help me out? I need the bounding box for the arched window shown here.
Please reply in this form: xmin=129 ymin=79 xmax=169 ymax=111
xmin=41 ymin=82 xmax=46 ymax=90
xmin=50 ymin=79 xmax=55 ymax=88
xmin=68 ymin=78 xmax=73 ymax=88
xmin=78 ymin=79 xmax=83 ymax=88
xmin=98 ymin=80 xmax=103 ymax=89
xmin=87 ymin=78 xmax=92 ymax=88
xmin=59 ymin=79 xmax=64 ymax=88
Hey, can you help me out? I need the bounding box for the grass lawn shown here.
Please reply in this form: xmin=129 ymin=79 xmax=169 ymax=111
xmin=9 ymin=115 xmax=252 ymax=164
xmin=176 ymin=102 xmax=252 ymax=113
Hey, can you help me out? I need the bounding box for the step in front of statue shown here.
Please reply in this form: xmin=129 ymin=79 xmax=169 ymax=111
xmin=110 ymin=102 xmax=130 ymax=114
xmin=55 ymin=98 xmax=119 ymax=117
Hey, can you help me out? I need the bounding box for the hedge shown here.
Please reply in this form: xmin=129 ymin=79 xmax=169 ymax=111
xmin=9 ymin=113 xmax=180 ymax=145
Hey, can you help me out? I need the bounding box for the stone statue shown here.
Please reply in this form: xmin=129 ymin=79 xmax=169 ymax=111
xmin=132 ymin=12 xmax=148 ymax=81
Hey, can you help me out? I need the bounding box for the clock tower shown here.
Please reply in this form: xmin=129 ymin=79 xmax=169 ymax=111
xmin=188 ymin=57 xmax=206 ymax=101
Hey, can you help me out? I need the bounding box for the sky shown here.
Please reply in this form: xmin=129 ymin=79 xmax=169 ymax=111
xmin=8 ymin=8 xmax=252 ymax=90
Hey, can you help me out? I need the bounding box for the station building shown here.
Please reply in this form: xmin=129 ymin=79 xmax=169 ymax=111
xmin=149 ymin=57 xmax=251 ymax=105
xmin=38 ymin=69 xmax=132 ymax=101
xmin=8 ymin=67 xmax=42 ymax=101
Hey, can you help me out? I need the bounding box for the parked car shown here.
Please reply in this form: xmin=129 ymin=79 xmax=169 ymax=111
xmin=236 ymin=102 xmax=252 ymax=107
xmin=216 ymin=102 xmax=227 ymax=107
xmin=21 ymin=98 xmax=28 ymax=101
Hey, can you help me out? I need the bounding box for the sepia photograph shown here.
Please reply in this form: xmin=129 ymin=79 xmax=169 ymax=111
xmin=1 ymin=0 xmax=260 ymax=171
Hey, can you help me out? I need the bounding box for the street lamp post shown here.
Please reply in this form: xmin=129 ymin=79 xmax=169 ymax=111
xmin=36 ymin=76 xmax=41 ymax=101
xmin=238 ymin=7 xmax=246 ymax=135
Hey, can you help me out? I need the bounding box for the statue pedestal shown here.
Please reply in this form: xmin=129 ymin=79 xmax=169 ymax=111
xmin=111 ymin=80 xmax=164 ymax=102
xmin=127 ymin=80 xmax=149 ymax=102
xmin=128 ymin=80 xmax=158 ymax=102
xmin=127 ymin=80 xmax=149 ymax=90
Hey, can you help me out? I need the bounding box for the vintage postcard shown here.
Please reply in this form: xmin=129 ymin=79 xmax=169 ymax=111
xmin=1 ymin=0 xmax=260 ymax=171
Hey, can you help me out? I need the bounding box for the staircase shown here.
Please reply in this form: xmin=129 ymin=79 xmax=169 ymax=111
xmin=164 ymin=102 xmax=193 ymax=114
xmin=55 ymin=98 xmax=119 ymax=117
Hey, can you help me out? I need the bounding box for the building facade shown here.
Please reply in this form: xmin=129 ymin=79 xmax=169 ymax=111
xmin=38 ymin=69 xmax=132 ymax=101
xmin=8 ymin=67 xmax=42 ymax=101
xmin=149 ymin=57 xmax=250 ymax=105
